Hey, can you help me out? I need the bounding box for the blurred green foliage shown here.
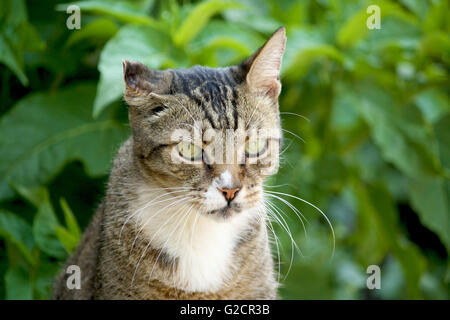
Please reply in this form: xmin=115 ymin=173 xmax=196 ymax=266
xmin=0 ymin=0 xmax=448 ymax=299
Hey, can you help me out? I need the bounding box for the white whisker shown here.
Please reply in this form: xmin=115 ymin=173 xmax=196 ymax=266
xmin=282 ymin=128 xmax=305 ymax=143
xmin=119 ymin=189 xmax=190 ymax=244
xmin=264 ymin=201 xmax=299 ymax=277
xmin=130 ymin=196 xmax=190 ymax=253
xmin=266 ymin=190 xmax=335 ymax=258
xmin=146 ymin=204 xmax=193 ymax=283
xmin=265 ymin=192 xmax=309 ymax=240
xmin=280 ymin=112 xmax=310 ymax=122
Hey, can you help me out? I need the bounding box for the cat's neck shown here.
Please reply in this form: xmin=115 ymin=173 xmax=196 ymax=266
xmin=130 ymin=183 xmax=261 ymax=293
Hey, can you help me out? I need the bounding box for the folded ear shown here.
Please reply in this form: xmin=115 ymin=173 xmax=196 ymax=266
xmin=241 ymin=27 xmax=286 ymax=98
xmin=123 ymin=60 xmax=154 ymax=92
xmin=123 ymin=60 xmax=171 ymax=108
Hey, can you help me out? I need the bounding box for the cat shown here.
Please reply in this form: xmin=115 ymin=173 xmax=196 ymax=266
xmin=53 ymin=27 xmax=286 ymax=299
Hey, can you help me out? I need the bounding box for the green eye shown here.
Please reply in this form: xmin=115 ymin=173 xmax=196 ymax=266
xmin=245 ymin=139 xmax=268 ymax=157
xmin=177 ymin=142 xmax=202 ymax=161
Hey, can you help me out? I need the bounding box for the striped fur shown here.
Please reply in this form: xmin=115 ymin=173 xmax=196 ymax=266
xmin=54 ymin=27 xmax=286 ymax=300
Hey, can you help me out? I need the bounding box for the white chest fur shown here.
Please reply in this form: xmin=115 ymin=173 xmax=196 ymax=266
xmin=132 ymin=188 xmax=257 ymax=293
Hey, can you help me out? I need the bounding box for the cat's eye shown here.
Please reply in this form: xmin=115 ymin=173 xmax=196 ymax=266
xmin=245 ymin=139 xmax=268 ymax=158
xmin=177 ymin=141 xmax=202 ymax=161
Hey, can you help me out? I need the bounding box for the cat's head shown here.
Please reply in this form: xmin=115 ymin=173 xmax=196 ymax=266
xmin=123 ymin=27 xmax=286 ymax=220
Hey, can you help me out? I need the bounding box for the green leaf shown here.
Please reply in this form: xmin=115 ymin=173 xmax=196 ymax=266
xmin=5 ymin=263 xmax=32 ymax=300
xmin=32 ymin=258 xmax=61 ymax=299
xmin=0 ymin=83 xmax=128 ymax=200
xmin=423 ymin=0 xmax=449 ymax=33
xmin=335 ymin=4 xmax=368 ymax=49
xmin=408 ymin=176 xmax=449 ymax=251
xmin=350 ymin=83 xmax=448 ymax=271
xmin=0 ymin=210 xmax=35 ymax=264
xmin=56 ymin=1 xmax=160 ymax=28
xmin=400 ymin=0 xmax=429 ymax=20
xmin=392 ymin=240 xmax=427 ymax=298
xmin=65 ymin=18 xmax=119 ymax=47
xmin=373 ymin=189 xmax=426 ymax=298
xmin=330 ymin=85 xmax=361 ymax=131
xmin=414 ymin=88 xmax=450 ymax=124
xmin=434 ymin=115 xmax=450 ymax=170
xmin=12 ymin=187 xmax=80 ymax=259
xmin=4 ymin=242 xmax=33 ymax=300
xmin=350 ymin=181 xmax=390 ymax=265
xmin=283 ymin=28 xmax=344 ymax=81
xmin=420 ymin=31 xmax=450 ymax=60
xmin=12 ymin=184 xmax=48 ymax=208
xmin=54 ymin=198 xmax=81 ymax=254
xmin=352 ymin=182 xmax=426 ymax=298
xmin=173 ymin=0 xmax=242 ymax=47
xmin=223 ymin=0 xmax=282 ymax=34
xmin=59 ymin=198 xmax=81 ymax=240
xmin=0 ymin=0 xmax=43 ymax=86
xmin=0 ymin=34 xmax=28 ymax=85
xmin=354 ymin=84 xmax=442 ymax=179
xmin=337 ymin=1 xmax=419 ymax=48
xmin=93 ymin=25 xmax=174 ymax=117
xmin=54 ymin=226 xmax=78 ymax=254
xmin=28 ymin=187 xmax=66 ymax=259
xmin=188 ymin=20 xmax=264 ymax=61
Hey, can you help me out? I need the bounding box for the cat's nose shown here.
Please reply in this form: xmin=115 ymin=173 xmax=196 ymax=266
xmin=217 ymin=187 xmax=240 ymax=202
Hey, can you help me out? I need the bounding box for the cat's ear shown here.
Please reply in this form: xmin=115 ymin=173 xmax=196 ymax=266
xmin=241 ymin=27 xmax=286 ymax=98
xmin=123 ymin=60 xmax=154 ymax=94
xmin=123 ymin=60 xmax=169 ymax=107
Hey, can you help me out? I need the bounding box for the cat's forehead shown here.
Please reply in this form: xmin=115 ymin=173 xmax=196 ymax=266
xmin=137 ymin=65 xmax=278 ymax=135
xmin=169 ymin=66 xmax=243 ymax=95
xmin=165 ymin=66 xmax=246 ymax=130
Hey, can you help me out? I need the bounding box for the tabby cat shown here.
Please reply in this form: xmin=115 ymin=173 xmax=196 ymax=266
xmin=54 ymin=27 xmax=286 ymax=299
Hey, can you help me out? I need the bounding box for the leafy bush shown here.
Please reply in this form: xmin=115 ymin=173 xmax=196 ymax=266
xmin=0 ymin=0 xmax=448 ymax=299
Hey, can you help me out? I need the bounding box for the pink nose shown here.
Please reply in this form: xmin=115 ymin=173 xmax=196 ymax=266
xmin=217 ymin=187 xmax=240 ymax=201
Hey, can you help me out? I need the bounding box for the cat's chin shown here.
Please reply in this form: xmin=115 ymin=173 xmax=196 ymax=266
xmin=205 ymin=206 xmax=243 ymax=221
